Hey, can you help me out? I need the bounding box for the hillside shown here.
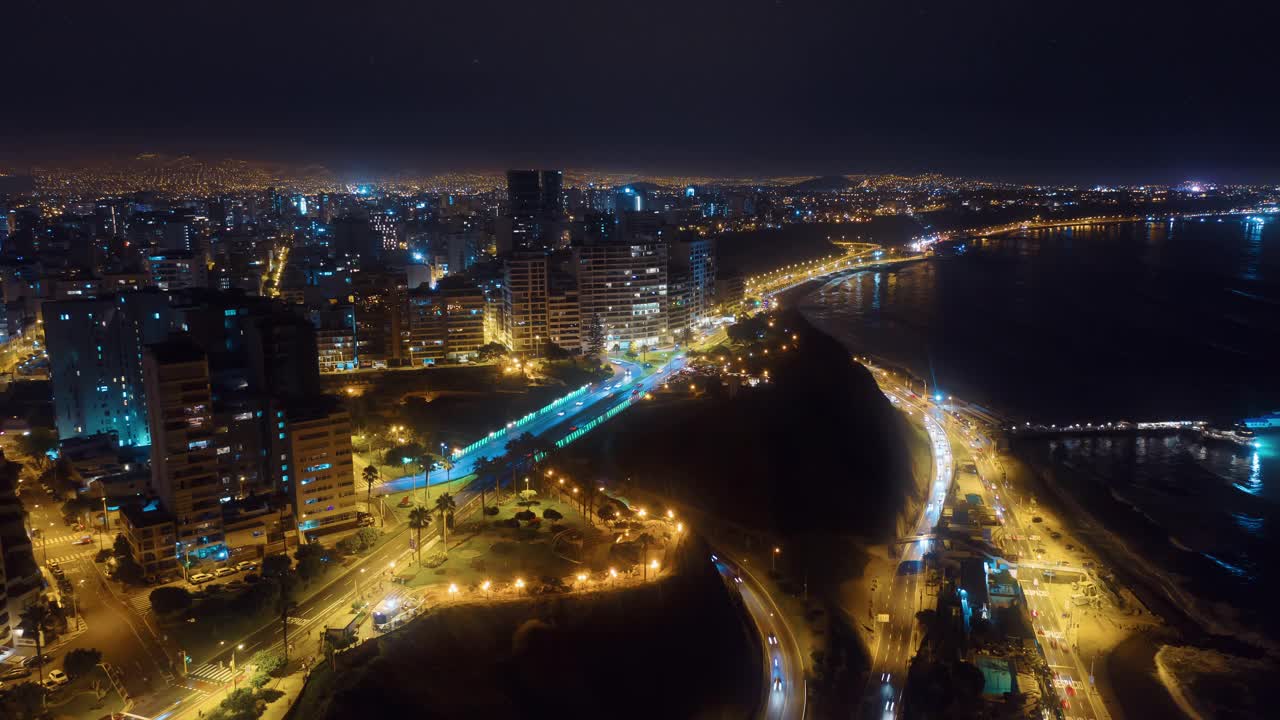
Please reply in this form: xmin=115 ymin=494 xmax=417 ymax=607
xmin=294 ymin=534 xmax=759 ymax=720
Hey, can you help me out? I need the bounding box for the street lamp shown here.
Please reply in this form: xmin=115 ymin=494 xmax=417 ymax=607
xmin=772 ymin=546 xmax=781 ymax=572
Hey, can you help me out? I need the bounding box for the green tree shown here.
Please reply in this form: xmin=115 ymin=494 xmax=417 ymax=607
xmin=362 ymin=465 xmax=379 ymax=517
xmin=294 ymin=544 xmax=326 ymax=584
xmin=585 ymin=315 xmax=606 ymax=358
xmin=261 ymin=554 xmax=291 ymax=581
xmin=19 ymin=600 xmax=52 ymax=686
xmin=355 ymin=527 xmax=379 ymax=548
xmin=0 ymin=681 xmax=46 ymax=719
xmin=433 ymin=492 xmax=457 ymax=550
xmin=407 ymin=505 xmax=432 ymax=567
xmin=62 ymin=647 xmax=102 ymax=678
xmin=248 ymin=650 xmax=285 ymax=688
xmin=149 ymin=586 xmax=193 ymax=615
xmin=475 ymin=342 xmax=510 ymax=362
xmin=112 ymin=533 xmax=145 ymax=584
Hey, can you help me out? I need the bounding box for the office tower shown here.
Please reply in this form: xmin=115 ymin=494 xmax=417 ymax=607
xmin=143 ymin=339 xmax=225 ymax=563
xmin=575 ymin=241 xmax=668 ymax=350
xmin=502 ymin=252 xmax=549 ymax=356
xmin=309 ymin=305 xmax=359 ymax=372
xmin=269 ymin=397 xmax=356 ymax=544
xmin=405 ymin=279 xmax=486 ymax=365
xmin=44 ymin=292 xmax=173 ymax=447
xmin=500 ymin=170 xmax=563 ymax=254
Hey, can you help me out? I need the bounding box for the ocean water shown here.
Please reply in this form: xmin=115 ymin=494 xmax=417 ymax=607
xmin=796 ymin=217 xmax=1280 ymax=631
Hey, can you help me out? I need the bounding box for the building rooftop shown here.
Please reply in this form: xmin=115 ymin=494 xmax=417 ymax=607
xmin=120 ymin=500 xmax=177 ymax=528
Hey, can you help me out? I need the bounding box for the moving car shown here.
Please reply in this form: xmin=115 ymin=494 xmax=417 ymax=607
xmin=189 ymin=572 xmax=215 ymax=584
xmin=46 ymin=669 xmax=69 ymax=686
xmin=235 ymin=561 xmax=257 ymax=572
xmin=214 ymin=567 xmax=237 ymax=577
xmin=767 ymin=633 xmax=778 ymax=646
xmin=74 ymin=535 xmax=94 ymax=545
xmin=773 ymin=677 xmax=782 ymax=692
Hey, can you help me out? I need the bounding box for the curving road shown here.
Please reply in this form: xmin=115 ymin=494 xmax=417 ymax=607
xmin=859 ymin=374 xmax=953 ymax=719
xmin=714 ymin=557 xmax=806 ymax=720
xmin=374 ymin=357 xmax=685 ymax=497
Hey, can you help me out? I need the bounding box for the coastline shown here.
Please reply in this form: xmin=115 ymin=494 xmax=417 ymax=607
xmin=783 ymin=268 xmax=1189 ymax=720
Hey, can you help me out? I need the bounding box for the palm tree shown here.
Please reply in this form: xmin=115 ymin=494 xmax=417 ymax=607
xmin=581 ymin=484 xmax=599 ymax=527
xmin=19 ymin=600 xmax=52 ymax=687
xmin=407 ymin=506 xmax=432 ymax=567
xmin=473 ymin=456 xmax=497 ymax=512
xmin=362 ymin=465 xmax=379 ymax=523
xmin=433 ymin=493 xmax=457 ymax=551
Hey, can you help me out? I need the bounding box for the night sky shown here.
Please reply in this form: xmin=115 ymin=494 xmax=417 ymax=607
xmin=4 ymin=0 xmax=1279 ymax=181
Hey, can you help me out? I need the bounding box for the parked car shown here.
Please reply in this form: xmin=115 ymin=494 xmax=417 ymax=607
xmin=0 ymin=666 xmax=32 ymax=681
xmin=22 ymin=653 xmax=54 ymax=668
xmin=189 ymin=572 xmax=214 ymax=584
xmin=213 ymin=567 xmax=236 ymax=578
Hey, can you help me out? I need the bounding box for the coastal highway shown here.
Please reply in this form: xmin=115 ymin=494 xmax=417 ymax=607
xmin=880 ymin=370 xmax=1110 ymax=720
xmin=961 ymin=426 xmax=1109 ymax=720
xmin=375 ymin=356 xmax=685 ymax=496
xmin=714 ymin=557 xmax=806 ymax=720
xmin=859 ymin=377 xmax=954 ymax=719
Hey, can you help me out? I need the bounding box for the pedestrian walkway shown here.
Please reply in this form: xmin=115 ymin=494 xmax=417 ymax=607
xmin=39 ymin=532 xmax=92 ymax=544
xmin=188 ymin=663 xmax=236 ymax=684
xmin=44 ymin=547 xmax=99 ymax=564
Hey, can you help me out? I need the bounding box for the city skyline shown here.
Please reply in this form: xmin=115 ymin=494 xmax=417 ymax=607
xmin=3 ymin=1 xmax=1279 ymax=182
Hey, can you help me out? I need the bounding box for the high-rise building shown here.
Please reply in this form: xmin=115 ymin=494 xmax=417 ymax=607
xmin=499 ymin=170 xmax=564 ymax=254
xmin=268 ymin=397 xmax=356 ymax=544
xmin=370 ymin=212 xmax=403 ymax=252
xmin=44 ymin=292 xmax=173 ymax=447
xmin=405 ymin=279 xmax=486 ymax=365
xmin=575 ymin=242 xmax=668 ymax=350
xmin=1 ymin=454 xmax=41 ymax=645
xmin=143 ymin=338 xmax=226 ymax=564
xmin=352 ymin=285 xmax=406 ymax=369
xmin=0 ymin=529 xmax=8 ymax=647
xmin=547 ymin=288 xmax=582 ymax=354
xmin=669 ymin=238 xmax=716 ymax=328
xmin=146 ymin=250 xmax=208 ymax=291
xmin=245 ymin=313 xmax=322 ymax=399
xmin=309 ymin=306 xmax=358 ymax=372
xmin=502 ymin=252 xmax=549 ymax=356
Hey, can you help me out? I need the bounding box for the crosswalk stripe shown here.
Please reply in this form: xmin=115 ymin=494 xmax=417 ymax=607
xmin=44 ymin=549 xmax=97 ymax=564
xmin=128 ymin=593 xmax=153 ymax=616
